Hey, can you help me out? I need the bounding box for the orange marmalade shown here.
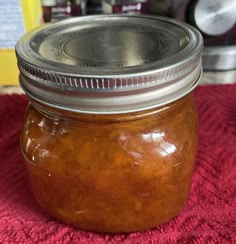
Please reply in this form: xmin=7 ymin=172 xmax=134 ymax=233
xmin=21 ymin=94 xmax=197 ymax=232
xmin=16 ymin=15 xmax=203 ymax=232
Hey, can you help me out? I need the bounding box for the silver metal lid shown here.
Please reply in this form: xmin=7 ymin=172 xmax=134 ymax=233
xmin=16 ymin=15 xmax=203 ymax=114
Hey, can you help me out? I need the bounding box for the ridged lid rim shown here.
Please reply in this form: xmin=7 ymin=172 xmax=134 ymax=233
xmin=16 ymin=15 xmax=203 ymax=90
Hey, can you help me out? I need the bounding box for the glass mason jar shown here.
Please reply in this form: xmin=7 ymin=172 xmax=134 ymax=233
xmin=16 ymin=15 xmax=203 ymax=233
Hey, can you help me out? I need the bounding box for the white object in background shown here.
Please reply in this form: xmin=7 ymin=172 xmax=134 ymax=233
xmin=0 ymin=0 xmax=25 ymax=49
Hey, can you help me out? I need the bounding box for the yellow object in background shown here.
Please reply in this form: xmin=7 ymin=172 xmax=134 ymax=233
xmin=0 ymin=0 xmax=42 ymax=86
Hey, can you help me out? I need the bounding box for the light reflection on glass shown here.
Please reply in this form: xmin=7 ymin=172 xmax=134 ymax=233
xmin=142 ymin=132 xmax=176 ymax=157
xmin=37 ymin=119 xmax=45 ymax=128
xmin=159 ymin=142 xmax=176 ymax=157
xmin=142 ymin=132 xmax=165 ymax=142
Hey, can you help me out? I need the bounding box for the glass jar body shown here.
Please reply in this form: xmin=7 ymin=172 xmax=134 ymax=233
xmin=21 ymin=93 xmax=198 ymax=233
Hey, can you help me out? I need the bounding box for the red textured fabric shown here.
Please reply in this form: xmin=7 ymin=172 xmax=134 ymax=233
xmin=0 ymin=84 xmax=236 ymax=243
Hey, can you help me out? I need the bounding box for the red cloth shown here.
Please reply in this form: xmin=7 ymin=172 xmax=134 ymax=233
xmin=0 ymin=84 xmax=236 ymax=243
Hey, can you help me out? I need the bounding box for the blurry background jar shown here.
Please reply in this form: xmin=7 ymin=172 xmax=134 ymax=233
xmin=42 ymin=0 xmax=171 ymax=17
xmin=42 ymin=0 xmax=82 ymax=22
xmin=102 ymin=0 xmax=148 ymax=14
xmin=41 ymin=0 xmax=56 ymax=22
